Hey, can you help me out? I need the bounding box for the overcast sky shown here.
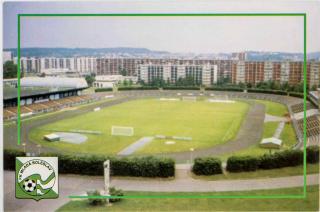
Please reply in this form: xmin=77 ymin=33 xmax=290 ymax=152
xmin=3 ymin=0 xmax=320 ymax=54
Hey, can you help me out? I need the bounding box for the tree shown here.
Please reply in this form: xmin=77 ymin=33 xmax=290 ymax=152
xmin=85 ymin=75 xmax=95 ymax=87
xmin=119 ymin=68 xmax=128 ymax=76
xmin=3 ymin=61 xmax=18 ymax=79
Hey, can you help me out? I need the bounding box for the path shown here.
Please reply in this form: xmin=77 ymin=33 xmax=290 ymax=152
xmin=273 ymin=122 xmax=285 ymax=138
xmin=118 ymin=137 xmax=154 ymax=155
xmin=264 ymin=114 xmax=288 ymax=123
xmin=4 ymin=170 xmax=319 ymax=212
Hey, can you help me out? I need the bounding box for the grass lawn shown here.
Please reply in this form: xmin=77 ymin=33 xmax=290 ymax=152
xmin=29 ymin=99 xmax=248 ymax=155
xmin=262 ymin=122 xmax=279 ymax=138
xmin=191 ymin=164 xmax=319 ymax=181
xmin=220 ymin=121 xmax=297 ymax=159
xmin=256 ymin=100 xmax=288 ymax=117
xmin=57 ymin=186 xmax=319 ymax=211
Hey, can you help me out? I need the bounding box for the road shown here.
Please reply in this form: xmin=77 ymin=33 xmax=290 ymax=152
xmin=4 ymin=170 xmax=318 ymax=212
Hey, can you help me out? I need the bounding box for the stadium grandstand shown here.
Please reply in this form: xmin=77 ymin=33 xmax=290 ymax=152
xmin=289 ymin=90 xmax=319 ymax=148
xmin=3 ymin=77 xmax=103 ymax=120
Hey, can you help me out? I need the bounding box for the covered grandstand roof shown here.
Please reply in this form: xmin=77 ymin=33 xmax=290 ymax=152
xmin=3 ymin=77 xmax=88 ymax=100
xmin=21 ymin=77 xmax=88 ymax=88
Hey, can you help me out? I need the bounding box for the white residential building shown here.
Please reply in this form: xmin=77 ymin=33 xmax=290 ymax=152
xmin=138 ymin=63 xmax=217 ymax=86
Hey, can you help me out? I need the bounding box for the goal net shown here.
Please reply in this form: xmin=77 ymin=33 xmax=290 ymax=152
xmin=111 ymin=126 xmax=134 ymax=136
xmin=182 ymin=96 xmax=197 ymax=102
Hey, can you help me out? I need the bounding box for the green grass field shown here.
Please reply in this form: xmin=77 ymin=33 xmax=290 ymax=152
xmin=220 ymin=121 xmax=297 ymax=159
xmin=29 ymin=99 xmax=249 ymax=155
xmin=256 ymin=100 xmax=288 ymax=116
xmin=57 ymin=186 xmax=319 ymax=211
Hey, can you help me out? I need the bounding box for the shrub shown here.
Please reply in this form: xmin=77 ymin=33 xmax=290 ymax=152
xmin=109 ymin=187 xmax=124 ymax=203
xmin=288 ymin=92 xmax=304 ymax=98
xmin=258 ymin=150 xmax=303 ymax=169
xmin=87 ymin=190 xmax=106 ymax=206
xmin=95 ymin=88 xmax=113 ymax=92
xmin=41 ymin=153 xmax=175 ymax=178
xmin=118 ymin=86 xmax=158 ymax=91
xmin=163 ymin=86 xmax=200 ymax=90
xmin=4 ymin=149 xmax=26 ymax=170
xmin=226 ymin=156 xmax=259 ymax=172
xmin=205 ymin=87 xmax=244 ymax=92
xmin=192 ymin=157 xmax=222 ymax=175
xmin=307 ymin=146 xmax=319 ymax=164
xmin=247 ymin=89 xmax=287 ymax=95
xmin=111 ymin=156 xmax=175 ymax=178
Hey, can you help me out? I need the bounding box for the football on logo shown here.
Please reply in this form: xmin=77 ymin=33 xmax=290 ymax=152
xmin=23 ymin=179 xmax=36 ymax=192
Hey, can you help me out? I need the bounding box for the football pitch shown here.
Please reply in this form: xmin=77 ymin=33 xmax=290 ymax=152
xmin=29 ymin=98 xmax=249 ymax=155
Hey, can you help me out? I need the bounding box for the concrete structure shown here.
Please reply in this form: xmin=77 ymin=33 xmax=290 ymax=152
xmin=138 ymin=63 xmax=218 ymax=86
xmin=20 ymin=57 xmax=41 ymax=73
xmin=231 ymin=60 xmax=319 ymax=88
xmin=309 ymin=62 xmax=320 ymax=88
xmin=93 ymin=75 xmax=138 ymax=88
xmin=96 ymin=58 xmax=137 ymax=76
xmin=260 ymin=137 xmax=282 ymax=149
xmin=44 ymin=134 xmax=60 ymax=142
xmin=3 ymin=77 xmax=88 ymax=107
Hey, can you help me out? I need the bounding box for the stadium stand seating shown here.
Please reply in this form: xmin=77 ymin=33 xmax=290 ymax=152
xmin=2 ymin=94 xmax=103 ymax=120
xmin=297 ymin=115 xmax=320 ymax=138
xmin=291 ymin=102 xmax=314 ymax=114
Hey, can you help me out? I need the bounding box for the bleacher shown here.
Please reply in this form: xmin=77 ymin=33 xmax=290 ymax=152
xmin=297 ymin=115 xmax=320 ymax=138
xmin=3 ymin=94 xmax=103 ymax=120
xmin=291 ymin=102 xmax=314 ymax=114
xmin=24 ymin=103 xmax=49 ymax=113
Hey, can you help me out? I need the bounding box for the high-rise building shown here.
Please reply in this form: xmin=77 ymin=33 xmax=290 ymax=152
xmin=138 ymin=63 xmax=217 ymax=86
xmin=309 ymin=62 xmax=320 ymax=88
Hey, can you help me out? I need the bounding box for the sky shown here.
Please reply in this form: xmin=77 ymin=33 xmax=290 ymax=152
xmin=3 ymin=0 xmax=320 ymax=54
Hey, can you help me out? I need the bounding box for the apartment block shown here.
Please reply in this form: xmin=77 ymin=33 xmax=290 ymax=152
xmin=138 ymin=63 xmax=217 ymax=86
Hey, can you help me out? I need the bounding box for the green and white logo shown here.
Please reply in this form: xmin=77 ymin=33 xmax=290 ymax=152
xmin=16 ymin=157 xmax=58 ymax=201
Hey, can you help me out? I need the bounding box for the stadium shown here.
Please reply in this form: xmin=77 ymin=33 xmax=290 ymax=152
xmin=3 ymin=79 xmax=319 ymax=161
xmin=3 ymin=77 xmax=320 ymax=211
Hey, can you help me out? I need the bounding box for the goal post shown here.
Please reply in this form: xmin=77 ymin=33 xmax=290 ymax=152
xmin=182 ymin=96 xmax=197 ymax=101
xmin=111 ymin=126 xmax=134 ymax=136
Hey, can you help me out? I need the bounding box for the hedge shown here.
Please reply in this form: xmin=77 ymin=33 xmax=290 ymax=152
xmin=162 ymin=86 xmax=200 ymax=90
xmin=4 ymin=150 xmax=175 ymax=178
xmin=192 ymin=157 xmax=222 ymax=175
xmin=306 ymin=146 xmax=320 ymax=164
xmin=118 ymin=86 xmax=158 ymax=91
xmin=226 ymin=156 xmax=259 ymax=172
xmin=205 ymin=87 xmax=244 ymax=92
xmin=95 ymin=88 xmax=113 ymax=92
xmin=247 ymin=89 xmax=287 ymax=95
xmin=4 ymin=149 xmax=26 ymax=170
xmin=258 ymin=150 xmax=303 ymax=170
xmin=288 ymin=92 xmax=304 ymax=98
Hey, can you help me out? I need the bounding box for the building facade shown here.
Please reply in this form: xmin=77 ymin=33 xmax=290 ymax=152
xmin=138 ymin=63 xmax=218 ymax=86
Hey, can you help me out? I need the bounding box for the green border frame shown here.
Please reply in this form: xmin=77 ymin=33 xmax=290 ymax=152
xmin=17 ymin=13 xmax=308 ymax=199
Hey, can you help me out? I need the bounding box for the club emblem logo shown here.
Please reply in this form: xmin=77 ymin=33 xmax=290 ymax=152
xmin=16 ymin=157 xmax=58 ymax=201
